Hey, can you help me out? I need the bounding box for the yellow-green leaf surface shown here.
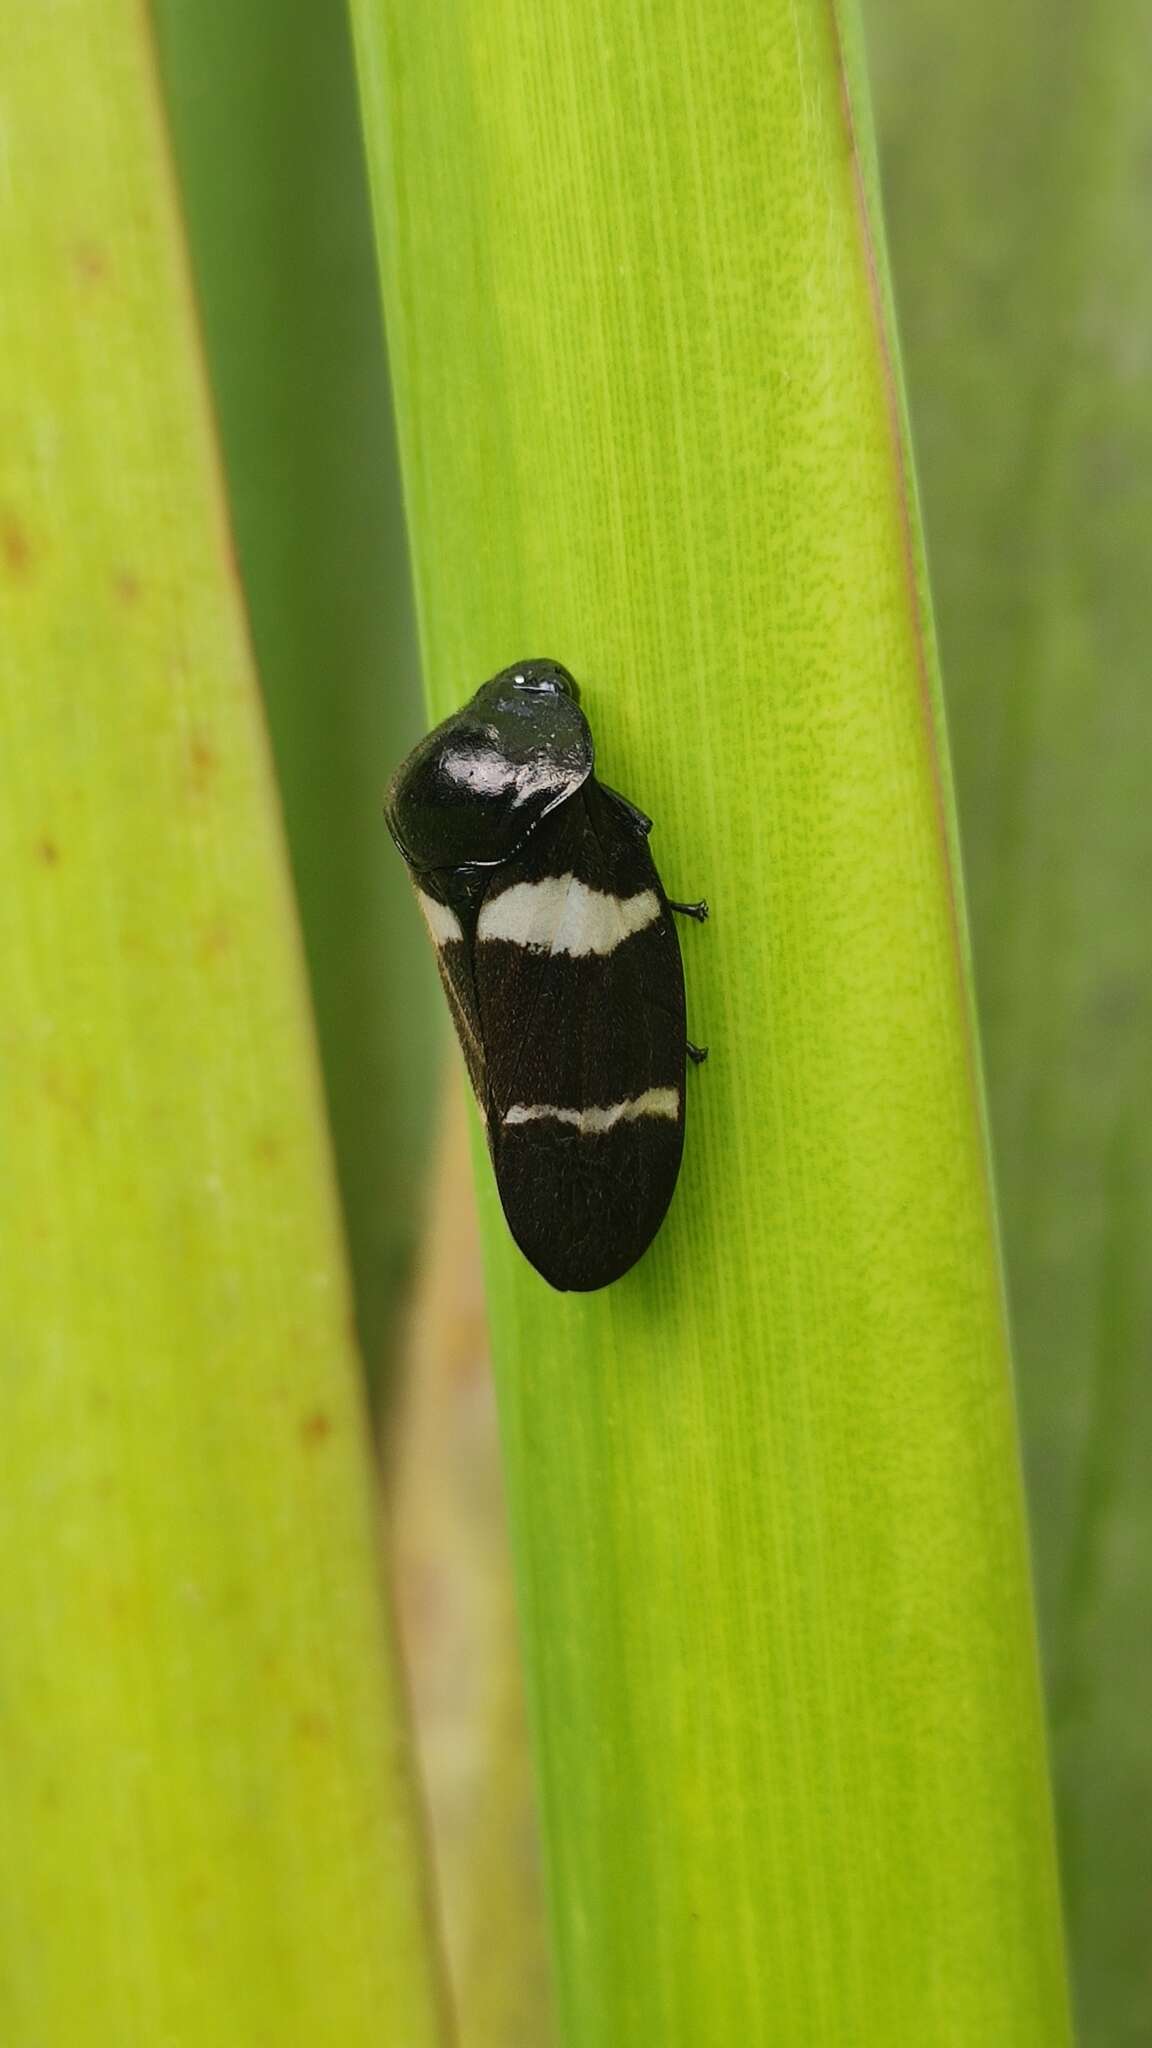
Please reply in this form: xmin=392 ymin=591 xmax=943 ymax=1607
xmin=868 ymin=3 xmax=1152 ymax=2040
xmin=152 ymin=0 xmax=440 ymax=1376
xmin=351 ymin=1 xmax=1071 ymax=2041
xmin=0 ymin=9 xmax=446 ymax=2044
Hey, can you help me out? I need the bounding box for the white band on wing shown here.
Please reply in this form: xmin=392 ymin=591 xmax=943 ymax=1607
xmin=503 ymin=1089 xmax=679 ymax=1134
xmin=416 ymin=891 xmax=464 ymax=946
xmin=478 ymin=874 xmax=660 ymax=956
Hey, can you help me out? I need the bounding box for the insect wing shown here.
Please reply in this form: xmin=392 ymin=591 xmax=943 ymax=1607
xmin=473 ymin=783 xmax=687 ymax=1291
xmin=407 ymin=880 xmax=488 ymax=1104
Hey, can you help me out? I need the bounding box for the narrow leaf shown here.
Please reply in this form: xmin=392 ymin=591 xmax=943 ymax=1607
xmin=869 ymin=3 xmax=1152 ymax=2039
xmin=0 ymin=8 xmax=447 ymax=2042
xmin=350 ymin=1 xmax=1071 ymax=2041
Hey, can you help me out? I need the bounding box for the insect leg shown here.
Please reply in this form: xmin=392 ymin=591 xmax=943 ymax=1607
xmin=668 ymin=898 xmax=709 ymax=921
xmin=686 ymin=1040 xmax=709 ymax=1065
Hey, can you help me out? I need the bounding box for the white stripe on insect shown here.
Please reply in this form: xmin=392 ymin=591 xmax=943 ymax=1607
xmin=416 ymin=891 xmax=464 ymax=946
xmin=503 ymin=1088 xmax=679 ymax=1134
xmin=477 ymin=874 xmax=660 ymax=956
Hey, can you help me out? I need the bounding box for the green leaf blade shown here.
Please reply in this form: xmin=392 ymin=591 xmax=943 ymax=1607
xmin=0 ymin=7 xmax=447 ymax=2042
xmin=351 ymin=0 xmax=1071 ymax=2039
xmin=869 ymin=2 xmax=1152 ymax=2039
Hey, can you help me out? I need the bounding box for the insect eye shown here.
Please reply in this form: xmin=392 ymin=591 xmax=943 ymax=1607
xmin=509 ymin=661 xmax=581 ymax=705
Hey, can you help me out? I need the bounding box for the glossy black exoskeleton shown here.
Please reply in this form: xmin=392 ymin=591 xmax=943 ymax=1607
xmin=386 ymin=660 xmax=706 ymax=1291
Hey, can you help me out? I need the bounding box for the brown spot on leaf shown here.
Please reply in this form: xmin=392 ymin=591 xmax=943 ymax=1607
xmin=253 ymin=1131 xmax=283 ymax=1167
xmin=197 ymin=920 xmax=232 ymax=962
xmin=113 ymin=569 xmax=142 ymax=605
xmin=295 ymin=1711 xmax=330 ymax=1744
xmin=74 ymin=241 xmax=111 ymax=287
xmin=36 ymin=838 xmax=60 ymax=867
xmin=42 ymin=1061 xmax=96 ymax=1127
xmin=300 ymin=1410 xmax=333 ymax=1448
xmin=2 ymin=519 xmax=34 ymax=578
xmin=188 ymin=733 xmax=219 ymax=793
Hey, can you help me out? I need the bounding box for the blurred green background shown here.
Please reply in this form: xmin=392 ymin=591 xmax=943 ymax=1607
xmin=155 ymin=0 xmax=440 ymax=1382
xmin=153 ymin=2 xmax=1149 ymax=2041
xmin=868 ymin=8 xmax=1152 ymax=2040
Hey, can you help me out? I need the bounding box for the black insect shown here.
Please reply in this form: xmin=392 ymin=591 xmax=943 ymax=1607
xmin=385 ymin=659 xmax=706 ymax=1292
